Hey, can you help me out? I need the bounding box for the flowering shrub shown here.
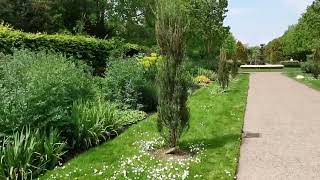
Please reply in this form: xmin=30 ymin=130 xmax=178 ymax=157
xmin=139 ymin=53 xmax=164 ymax=82
xmin=197 ymin=67 xmax=217 ymax=81
xmin=140 ymin=53 xmax=163 ymax=69
xmin=194 ymin=75 xmax=210 ymax=84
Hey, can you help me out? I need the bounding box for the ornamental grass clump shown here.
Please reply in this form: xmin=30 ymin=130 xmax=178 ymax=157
xmin=156 ymin=0 xmax=190 ymax=148
xmin=217 ymin=49 xmax=230 ymax=90
xmin=0 ymin=127 xmax=65 ymax=179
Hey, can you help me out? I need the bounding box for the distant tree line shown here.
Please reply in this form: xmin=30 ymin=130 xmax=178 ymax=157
xmin=266 ymin=0 xmax=320 ymax=63
xmin=0 ymin=0 xmax=230 ymax=62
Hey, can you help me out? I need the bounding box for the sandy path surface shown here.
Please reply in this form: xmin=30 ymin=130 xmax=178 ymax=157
xmin=237 ymin=72 xmax=320 ymax=180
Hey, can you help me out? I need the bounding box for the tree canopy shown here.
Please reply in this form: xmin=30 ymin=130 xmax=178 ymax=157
xmin=268 ymin=0 xmax=320 ymax=61
xmin=0 ymin=0 xmax=229 ymax=53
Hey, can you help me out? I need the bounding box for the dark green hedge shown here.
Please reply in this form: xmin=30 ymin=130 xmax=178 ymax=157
xmin=0 ymin=25 xmax=147 ymax=74
xmin=280 ymin=60 xmax=301 ymax=67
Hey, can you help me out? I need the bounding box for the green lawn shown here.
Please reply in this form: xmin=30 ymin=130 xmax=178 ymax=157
xmin=284 ymin=68 xmax=320 ymax=91
xmin=41 ymin=75 xmax=249 ymax=180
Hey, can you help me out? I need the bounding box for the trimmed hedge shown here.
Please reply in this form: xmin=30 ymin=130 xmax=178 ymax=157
xmin=280 ymin=60 xmax=301 ymax=67
xmin=0 ymin=25 xmax=147 ymax=74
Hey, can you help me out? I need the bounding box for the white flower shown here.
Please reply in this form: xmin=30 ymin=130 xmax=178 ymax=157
xmin=296 ymin=75 xmax=304 ymax=79
xmin=182 ymin=170 xmax=189 ymax=180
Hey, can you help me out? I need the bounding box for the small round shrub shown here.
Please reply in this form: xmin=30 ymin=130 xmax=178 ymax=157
xmin=301 ymin=60 xmax=313 ymax=73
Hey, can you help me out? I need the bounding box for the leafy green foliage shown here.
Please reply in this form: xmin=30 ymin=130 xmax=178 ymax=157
xmin=157 ymin=60 xmax=190 ymax=147
xmin=266 ymin=38 xmax=285 ymax=64
xmin=0 ymin=49 xmax=149 ymax=179
xmin=280 ymin=60 xmax=301 ymax=67
xmin=310 ymin=49 xmax=320 ymax=79
xmin=217 ymin=49 xmax=230 ymax=90
xmin=247 ymin=46 xmax=260 ymax=64
xmin=70 ymin=99 xmax=119 ymax=150
xmin=101 ymin=58 xmax=147 ymax=110
xmin=0 ymin=127 xmax=65 ymax=180
xmin=301 ymin=49 xmax=320 ymax=78
xmin=197 ymin=67 xmax=217 ymax=81
xmin=0 ymin=0 xmax=157 ymax=44
xmin=187 ymin=0 xmax=229 ymax=60
xmin=275 ymin=1 xmax=320 ymax=60
xmin=156 ymin=0 xmax=190 ymax=148
xmin=222 ymin=33 xmax=237 ymax=60
xmin=70 ymin=97 xmax=147 ymax=151
xmin=302 ymin=60 xmax=313 ymax=73
xmin=0 ymin=50 xmax=96 ymax=135
xmin=231 ymin=59 xmax=239 ymax=79
xmin=0 ymin=24 xmax=146 ymax=74
xmin=40 ymin=75 xmax=250 ymax=180
xmin=236 ymin=41 xmax=248 ymax=64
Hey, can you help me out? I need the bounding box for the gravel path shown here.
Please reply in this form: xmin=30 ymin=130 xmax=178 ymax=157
xmin=237 ymin=72 xmax=320 ymax=180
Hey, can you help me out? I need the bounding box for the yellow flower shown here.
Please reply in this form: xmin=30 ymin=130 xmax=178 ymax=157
xmin=194 ymin=75 xmax=210 ymax=84
xmin=150 ymin=53 xmax=158 ymax=57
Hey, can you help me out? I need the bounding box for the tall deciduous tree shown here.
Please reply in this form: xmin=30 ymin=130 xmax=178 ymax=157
xmin=156 ymin=0 xmax=189 ymax=148
xmin=265 ymin=38 xmax=285 ymax=64
xmin=222 ymin=33 xmax=237 ymax=60
xmin=272 ymin=0 xmax=320 ymax=61
xmin=236 ymin=41 xmax=248 ymax=64
xmin=187 ymin=0 xmax=229 ymax=60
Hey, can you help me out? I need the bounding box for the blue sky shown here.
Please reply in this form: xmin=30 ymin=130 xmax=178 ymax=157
xmin=225 ymin=0 xmax=314 ymax=46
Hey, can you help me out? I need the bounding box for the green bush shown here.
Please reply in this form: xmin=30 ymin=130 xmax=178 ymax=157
xmin=0 ymin=127 xmax=65 ymax=179
xmin=0 ymin=24 xmax=146 ymax=74
xmin=140 ymin=81 xmax=159 ymax=112
xmin=230 ymin=59 xmax=239 ymax=78
xmin=101 ymin=58 xmax=148 ymax=110
xmin=302 ymin=60 xmax=313 ymax=73
xmin=70 ymin=98 xmax=147 ymax=151
xmin=197 ymin=67 xmax=217 ymax=81
xmin=310 ymin=49 xmax=320 ymax=79
xmin=0 ymin=50 xmax=96 ymax=135
xmin=70 ymin=99 xmax=119 ymax=150
xmin=280 ymin=60 xmax=301 ymax=67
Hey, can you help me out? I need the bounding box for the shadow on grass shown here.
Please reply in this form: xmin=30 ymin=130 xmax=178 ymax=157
xmin=179 ymin=134 xmax=240 ymax=150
